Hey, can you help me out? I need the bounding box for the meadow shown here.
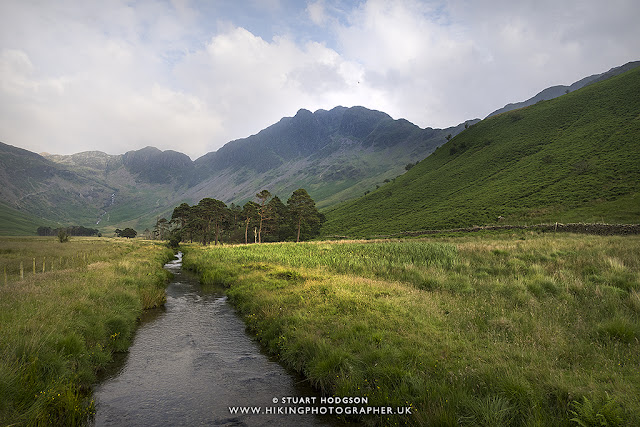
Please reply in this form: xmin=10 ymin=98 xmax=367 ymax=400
xmin=0 ymin=237 xmax=174 ymax=426
xmin=183 ymin=232 xmax=640 ymax=426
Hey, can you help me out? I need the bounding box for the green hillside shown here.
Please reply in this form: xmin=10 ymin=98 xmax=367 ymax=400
xmin=322 ymin=67 xmax=640 ymax=237
xmin=0 ymin=203 xmax=56 ymax=236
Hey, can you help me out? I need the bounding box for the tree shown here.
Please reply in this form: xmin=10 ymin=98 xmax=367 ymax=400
xmin=172 ymin=202 xmax=205 ymax=243
xmin=143 ymin=228 xmax=153 ymax=239
xmin=286 ymin=188 xmax=324 ymax=242
xmin=189 ymin=204 xmax=208 ymax=245
xmin=264 ymin=196 xmax=288 ymax=242
xmin=37 ymin=226 xmax=54 ymax=236
xmin=58 ymin=229 xmax=69 ymax=243
xmin=171 ymin=203 xmax=191 ymax=229
xmin=224 ymin=202 xmax=244 ymax=242
xmin=116 ymin=228 xmax=137 ymax=238
xmin=241 ymin=201 xmax=260 ymax=244
xmin=228 ymin=203 xmax=242 ymax=229
xmin=255 ymin=189 xmax=272 ymax=243
xmin=153 ymin=217 xmax=170 ymax=240
xmin=197 ymin=198 xmax=228 ymax=245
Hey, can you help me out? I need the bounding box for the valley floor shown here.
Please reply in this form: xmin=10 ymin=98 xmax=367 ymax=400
xmin=183 ymin=232 xmax=640 ymax=426
xmin=1 ymin=233 xmax=638 ymax=426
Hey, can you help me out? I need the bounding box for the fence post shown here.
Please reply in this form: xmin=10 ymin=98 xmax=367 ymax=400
xmin=42 ymin=257 xmax=46 ymax=273
xmin=33 ymin=258 xmax=36 ymax=275
xmin=20 ymin=262 xmax=24 ymax=280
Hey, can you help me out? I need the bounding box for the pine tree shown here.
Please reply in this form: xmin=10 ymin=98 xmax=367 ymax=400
xmin=287 ymin=188 xmax=324 ymax=242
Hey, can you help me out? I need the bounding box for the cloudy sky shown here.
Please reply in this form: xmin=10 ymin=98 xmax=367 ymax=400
xmin=1 ymin=0 xmax=638 ymax=159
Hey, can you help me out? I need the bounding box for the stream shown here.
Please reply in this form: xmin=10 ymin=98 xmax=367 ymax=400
xmin=92 ymin=252 xmax=338 ymax=426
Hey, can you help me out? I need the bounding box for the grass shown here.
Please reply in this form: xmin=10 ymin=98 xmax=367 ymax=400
xmin=0 ymin=237 xmax=174 ymax=426
xmin=321 ymin=66 xmax=640 ymax=237
xmin=182 ymin=233 xmax=640 ymax=426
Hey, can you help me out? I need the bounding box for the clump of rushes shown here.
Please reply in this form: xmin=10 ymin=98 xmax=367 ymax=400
xmin=0 ymin=237 xmax=174 ymax=426
xmin=183 ymin=233 xmax=640 ymax=426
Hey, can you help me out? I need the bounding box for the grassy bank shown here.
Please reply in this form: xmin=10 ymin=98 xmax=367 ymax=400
xmin=0 ymin=237 xmax=174 ymax=426
xmin=183 ymin=233 xmax=640 ymax=426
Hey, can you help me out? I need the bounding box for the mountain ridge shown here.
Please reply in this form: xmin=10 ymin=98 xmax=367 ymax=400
xmin=486 ymin=60 xmax=640 ymax=117
xmin=1 ymin=106 xmax=476 ymax=234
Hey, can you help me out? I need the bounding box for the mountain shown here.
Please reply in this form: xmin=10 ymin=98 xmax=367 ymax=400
xmin=486 ymin=61 xmax=640 ymax=117
xmin=0 ymin=107 xmax=474 ymax=235
xmin=0 ymin=143 xmax=116 ymax=234
xmin=321 ymin=66 xmax=640 ymax=237
xmin=186 ymin=106 xmax=475 ymax=208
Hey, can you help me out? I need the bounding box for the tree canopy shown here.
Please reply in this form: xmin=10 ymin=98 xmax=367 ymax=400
xmin=287 ymin=188 xmax=324 ymax=242
xmin=115 ymin=228 xmax=137 ymax=238
xmin=164 ymin=189 xmax=324 ymax=245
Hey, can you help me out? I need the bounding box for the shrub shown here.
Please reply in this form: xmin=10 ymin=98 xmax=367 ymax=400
xmin=58 ymin=229 xmax=69 ymax=243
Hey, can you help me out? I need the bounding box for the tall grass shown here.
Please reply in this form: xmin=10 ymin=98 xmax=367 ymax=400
xmin=0 ymin=237 xmax=174 ymax=426
xmin=183 ymin=233 xmax=640 ymax=426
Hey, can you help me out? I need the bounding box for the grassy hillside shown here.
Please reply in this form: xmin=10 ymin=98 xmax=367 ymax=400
xmin=0 ymin=142 xmax=117 ymax=234
xmin=322 ymin=67 xmax=640 ymax=237
xmin=0 ymin=202 xmax=57 ymax=236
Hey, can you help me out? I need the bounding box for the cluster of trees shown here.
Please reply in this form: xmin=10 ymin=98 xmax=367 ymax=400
xmin=37 ymin=225 xmax=101 ymax=237
xmin=114 ymin=228 xmax=138 ymax=238
xmin=162 ymin=188 xmax=324 ymax=245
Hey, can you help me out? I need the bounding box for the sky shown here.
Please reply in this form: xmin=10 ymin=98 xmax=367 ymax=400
xmin=1 ymin=0 xmax=638 ymax=160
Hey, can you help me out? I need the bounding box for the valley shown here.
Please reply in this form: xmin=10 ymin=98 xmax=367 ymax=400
xmin=1 ymin=61 xmax=638 ymax=238
xmin=2 ymin=232 xmax=639 ymax=426
xmin=1 ymin=61 xmax=639 ymax=426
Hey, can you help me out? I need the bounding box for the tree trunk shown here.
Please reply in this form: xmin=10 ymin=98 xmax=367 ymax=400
xmin=297 ymin=216 xmax=301 ymax=242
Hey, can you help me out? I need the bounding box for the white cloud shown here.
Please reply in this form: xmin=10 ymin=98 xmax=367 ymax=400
xmin=307 ymin=0 xmax=328 ymax=26
xmin=325 ymin=0 xmax=640 ymax=126
xmin=173 ymin=26 xmax=381 ymax=149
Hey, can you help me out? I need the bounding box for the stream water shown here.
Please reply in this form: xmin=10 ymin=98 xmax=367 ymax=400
xmin=92 ymin=252 xmax=336 ymax=426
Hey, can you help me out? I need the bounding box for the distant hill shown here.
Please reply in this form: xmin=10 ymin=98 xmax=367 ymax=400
xmin=486 ymin=61 xmax=640 ymax=117
xmin=322 ymin=66 xmax=640 ymax=237
xmin=0 ymin=143 xmax=116 ymax=235
xmin=0 ymin=107 xmax=472 ymax=235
